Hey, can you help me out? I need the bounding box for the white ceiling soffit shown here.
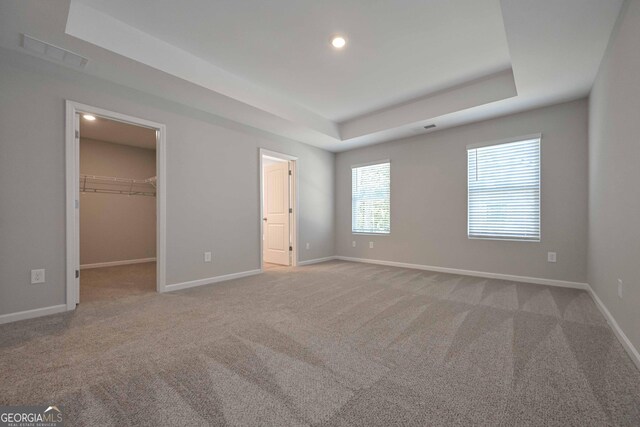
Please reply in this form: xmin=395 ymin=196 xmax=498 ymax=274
xmin=500 ymin=0 xmax=624 ymax=103
xmin=65 ymin=0 xmax=340 ymax=141
xmin=0 ymin=1 xmax=624 ymax=152
xmin=63 ymin=0 xmax=520 ymax=149
xmin=341 ymin=69 xmax=517 ymax=141
xmin=70 ymin=0 xmax=512 ymax=123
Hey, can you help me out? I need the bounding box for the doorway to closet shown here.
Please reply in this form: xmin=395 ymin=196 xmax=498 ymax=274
xmin=65 ymin=101 xmax=167 ymax=309
xmin=78 ymin=115 xmax=157 ymax=302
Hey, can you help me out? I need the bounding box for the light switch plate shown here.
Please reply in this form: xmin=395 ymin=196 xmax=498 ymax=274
xmin=204 ymin=252 xmax=212 ymax=263
xmin=369 ymin=242 xmax=374 ymax=249
xmin=547 ymin=252 xmax=557 ymax=263
xmin=618 ymin=279 xmax=623 ymax=298
xmin=352 ymin=241 xmax=356 ymax=247
xmin=306 ymin=242 xmax=310 ymax=250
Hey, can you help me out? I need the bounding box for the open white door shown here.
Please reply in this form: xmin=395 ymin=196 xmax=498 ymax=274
xmin=263 ymin=161 xmax=290 ymax=266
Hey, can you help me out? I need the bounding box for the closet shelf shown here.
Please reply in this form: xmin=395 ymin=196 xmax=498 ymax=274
xmin=80 ymin=174 xmax=157 ymax=197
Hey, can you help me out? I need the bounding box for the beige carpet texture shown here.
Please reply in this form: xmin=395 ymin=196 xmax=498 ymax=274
xmin=1 ymin=260 xmax=639 ymax=426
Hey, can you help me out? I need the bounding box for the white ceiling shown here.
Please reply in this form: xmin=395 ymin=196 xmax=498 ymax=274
xmin=76 ymin=0 xmax=512 ymax=123
xmin=80 ymin=116 xmax=157 ymax=150
xmin=0 ymin=0 xmax=625 ymax=152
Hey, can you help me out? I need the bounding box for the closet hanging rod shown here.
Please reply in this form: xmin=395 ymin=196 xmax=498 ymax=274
xmin=79 ymin=174 xmax=157 ymax=197
xmin=79 ymin=174 xmax=156 ymax=184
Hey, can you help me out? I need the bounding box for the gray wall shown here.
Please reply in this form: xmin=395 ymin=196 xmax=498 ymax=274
xmin=588 ymin=0 xmax=640 ymax=352
xmin=0 ymin=49 xmax=335 ymax=315
xmin=80 ymin=138 xmax=156 ymax=265
xmin=336 ymin=99 xmax=589 ymax=283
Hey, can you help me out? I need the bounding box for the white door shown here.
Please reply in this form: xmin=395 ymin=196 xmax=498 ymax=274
xmin=263 ymin=162 xmax=290 ymax=266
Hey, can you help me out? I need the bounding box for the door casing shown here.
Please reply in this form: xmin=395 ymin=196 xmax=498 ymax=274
xmin=65 ymin=100 xmax=167 ymax=310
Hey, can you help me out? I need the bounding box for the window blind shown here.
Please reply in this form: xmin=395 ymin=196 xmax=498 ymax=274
xmin=467 ymin=138 xmax=540 ymax=241
xmin=352 ymin=162 xmax=390 ymax=234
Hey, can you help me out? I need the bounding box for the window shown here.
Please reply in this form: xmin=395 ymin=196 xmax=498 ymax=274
xmin=352 ymin=161 xmax=390 ymax=234
xmin=467 ymin=136 xmax=540 ymax=241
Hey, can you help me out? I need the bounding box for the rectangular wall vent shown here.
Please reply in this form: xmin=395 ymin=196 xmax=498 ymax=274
xmin=21 ymin=34 xmax=88 ymax=68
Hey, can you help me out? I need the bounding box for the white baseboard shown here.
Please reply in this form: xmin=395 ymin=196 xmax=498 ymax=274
xmin=80 ymin=257 xmax=156 ymax=269
xmin=0 ymin=304 xmax=68 ymax=325
xmin=334 ymin=256 xmax=589 ymax=290
xmin=298 ymin=256 xmax=338 ymax=266
xmin=587 ymin=285 xmax=640 ymax=370
xmin=165 ymin=269 xmax=262 ymax=292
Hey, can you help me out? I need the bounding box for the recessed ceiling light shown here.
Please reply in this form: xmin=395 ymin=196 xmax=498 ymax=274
xmin=83 ymin=114 xmax=96 ymax=121
xmin=330 ymin=35 xmax=347 ymax=49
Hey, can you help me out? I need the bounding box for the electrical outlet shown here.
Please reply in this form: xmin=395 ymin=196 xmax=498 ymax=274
xmin=31 ymin=269 xmax=45 ymax=284
xmin=369 ymin=241 xmax=374 ymax=249
xmin=204 ymin=252 xmax=212 ymax=263
xmin=618 ymin=279 xmax=623 ymax=298
xmin=306 ymin=242 xmax=310 ymax=250
xmin=547 ymin=252 xmax=557 ymax=263
xmin=352 ymin=241 xmax=356 ymax=247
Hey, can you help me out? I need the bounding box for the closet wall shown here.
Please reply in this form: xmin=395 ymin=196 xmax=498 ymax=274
xmin=80 ymin=138 xmax=156 ymax=266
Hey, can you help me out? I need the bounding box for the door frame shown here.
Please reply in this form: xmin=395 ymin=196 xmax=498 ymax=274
xmin=65 ymin=100 xmax=167 ymax=310
xmin=259 ymin=148 xmax=298 ymax=270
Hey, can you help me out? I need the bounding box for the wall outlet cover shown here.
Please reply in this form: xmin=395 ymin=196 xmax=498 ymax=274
xmin=547 ymin=252 xmax=557 ymax=263
xmin=306 ymin=243 xmax=310 ymax=250
xmin=369 ymin=242 xmax=374 ymax=249
xmin=352 ymin=241 xmax=356 ymax=247
xmin=31 ymin=269 xmax=45 ymax=284
xmin=204 ymin=252 xmax=212 ymax=263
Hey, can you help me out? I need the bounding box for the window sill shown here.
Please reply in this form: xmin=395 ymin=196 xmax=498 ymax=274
xmin=352 ymin=232 xmax=390 ymax=236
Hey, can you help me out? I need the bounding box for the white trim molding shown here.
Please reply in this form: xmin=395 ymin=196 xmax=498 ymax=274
xmin=334 ymin=256 xmax=588 ymax=289
xmin=0 ymin=305 xmax=68 ymax=325
xmin=165 ymin=269 xmax=262 ymax=292
xmin=466 ymin=133 xmax=542 ymax=150
xmin=298 ymin=256 xmax=338 ymax=266
xmin=350 ymin=159 xmax=391 ymax=169
xmin=587 ymin=286 xmax=640 ymax=370
xmin=65 ymin=100 xmax=168 ymax=308
xmin=80 ymin=258 xmax=156 ymax=270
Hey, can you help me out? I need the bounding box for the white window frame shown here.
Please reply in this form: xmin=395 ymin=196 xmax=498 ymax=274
xmin=467 ymin=134 xmax=541 ymax=242
xmin=351 ymin=160 xmax=391 ymax=235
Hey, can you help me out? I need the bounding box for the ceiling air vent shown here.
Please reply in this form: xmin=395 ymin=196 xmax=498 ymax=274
xmin=21 ymin=34 xmax=88 ymax=68
xmin=423 ymin=124 xmax=436 ymax=130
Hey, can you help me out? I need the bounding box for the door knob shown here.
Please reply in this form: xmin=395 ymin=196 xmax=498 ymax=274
xmin=263 ymin=218 xmax=267 ymax=221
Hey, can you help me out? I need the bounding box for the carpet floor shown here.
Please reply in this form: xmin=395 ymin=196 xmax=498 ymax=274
xmin=1 ymin=260 xmax=639 ymax=426
xmin=79 ymin=262 xmax=157 ymax=303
